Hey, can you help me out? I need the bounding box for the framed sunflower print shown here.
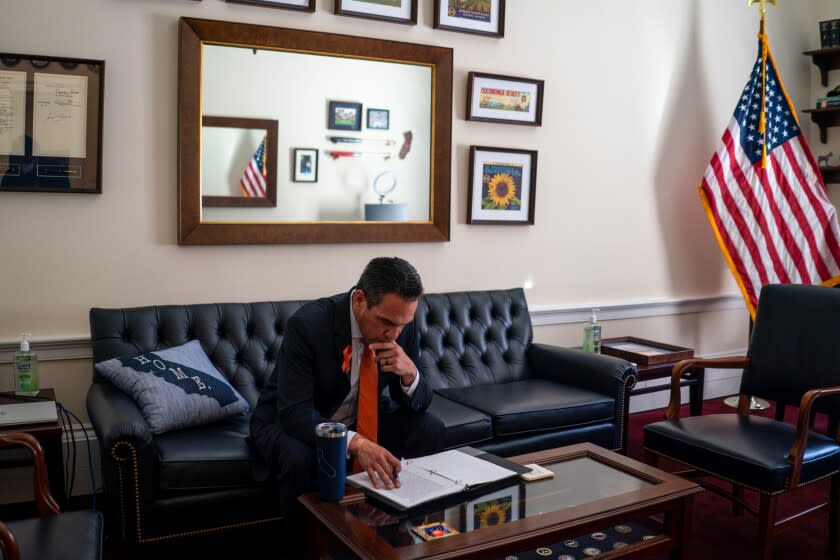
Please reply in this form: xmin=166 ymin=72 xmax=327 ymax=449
xmin=464 ymin=484 xmax=520 ymax=531
xmin=434 ymin=0 xmax=505 ymax=38
xmin=467 ymin=146 xmax=537 ymax=225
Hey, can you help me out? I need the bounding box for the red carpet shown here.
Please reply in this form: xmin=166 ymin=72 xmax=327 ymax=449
xmin=628 ymin=397 xmax=834 ymax=560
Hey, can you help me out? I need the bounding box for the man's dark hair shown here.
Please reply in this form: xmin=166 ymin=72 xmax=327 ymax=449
xmin=357 ymin=257 xmax=423 ymax=307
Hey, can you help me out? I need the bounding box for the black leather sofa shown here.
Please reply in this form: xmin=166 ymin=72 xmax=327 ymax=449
xmin=86 ymin=288 xmax=636 ymax=544
xmin=418 ymin=289 xmax=637 ymax=456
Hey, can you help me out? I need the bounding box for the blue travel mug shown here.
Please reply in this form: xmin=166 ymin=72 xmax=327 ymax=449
xmin=315 ymin=422 xmax=347 ymax=501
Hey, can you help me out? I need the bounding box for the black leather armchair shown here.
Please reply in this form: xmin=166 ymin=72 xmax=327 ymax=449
xmin=0 ymin=432 xmax=103 ymax=560
xmin=86 ymin=301 xmax=305 ymax=544
xmin=416 ymin=288 xmax=638 ymax=456
xmin=643 ymin=284 xmax=840 ymax=560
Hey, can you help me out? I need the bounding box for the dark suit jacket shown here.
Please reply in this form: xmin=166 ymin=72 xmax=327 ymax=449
xmin=250 ymin=289 xmax=433 ymax=457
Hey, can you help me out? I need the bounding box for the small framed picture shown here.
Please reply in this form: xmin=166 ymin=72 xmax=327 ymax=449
xmin=467 ymin=146 xmax=537 ymax=225
xmin=328 ymin=100 xmax=363 ymax=131
xmin=464 ymin=485 xmax=520 ymax=531
xmin=367 ymin=108 xmax=390 ymax=130
xmin=434 ymin=0 xmax=506 ymax=38
xmin=225 ymin=0 xmax=315 ymax=11
xmin=335 ymin=0 xmax=418 ymax=25
xmin=467 ymin=72 xmax=544 ymax=126
xmin=293 ymin=148 xmax=318 ymax=182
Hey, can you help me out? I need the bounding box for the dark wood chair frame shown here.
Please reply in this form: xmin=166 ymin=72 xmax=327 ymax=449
xmin=644 ymin=357 xmax=840 ymax=560
xmin=0 ymin=432 xmax=66 ymax=560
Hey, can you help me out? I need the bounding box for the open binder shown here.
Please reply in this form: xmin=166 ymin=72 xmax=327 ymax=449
xmin=346 ymin=448 xmax=525 ymax=511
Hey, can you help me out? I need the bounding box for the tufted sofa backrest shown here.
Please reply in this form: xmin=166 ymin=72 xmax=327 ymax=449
xmin=414 ymin=288 xmax=533 ymax=390
xmin=89 ymin=301 xmax=307 ymax=409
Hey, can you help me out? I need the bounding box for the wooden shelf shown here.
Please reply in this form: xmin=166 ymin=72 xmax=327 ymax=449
xmin=819 ymin=165 xmax=840 ymax=184
xmin=803 ymin=47 xmax=840 ymax=86
xmin=802 ymin=106 xmax=840 ymax=143
xmin=803 ymin=49 xmax=840 ymax=186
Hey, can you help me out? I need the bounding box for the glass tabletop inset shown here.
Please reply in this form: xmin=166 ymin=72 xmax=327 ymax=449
xmin=349 ymin=453 xmax=655 ymax=549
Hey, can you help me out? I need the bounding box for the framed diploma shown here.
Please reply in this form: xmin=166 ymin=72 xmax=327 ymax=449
xmin=0 ymin=53 xmax=104 ymax=194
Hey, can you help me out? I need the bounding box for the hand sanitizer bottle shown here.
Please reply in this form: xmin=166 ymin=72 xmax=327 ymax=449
xmin=14 ymin=333 xmax=40 ymax=396
xmin=581 ymin=309 xmax=602 ymax=354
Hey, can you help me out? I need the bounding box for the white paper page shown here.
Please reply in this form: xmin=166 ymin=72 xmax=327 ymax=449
xmin=347 ymin=464 xmax=460 ymax=509
xmin=408 ymin=449 xmax=515 ymax=487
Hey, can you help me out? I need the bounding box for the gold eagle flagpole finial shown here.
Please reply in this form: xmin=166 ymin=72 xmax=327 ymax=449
xmin=749 ymin=0 xmax=776 ymax=167
xmin=748 ymin=0 xmax=776 ymax=19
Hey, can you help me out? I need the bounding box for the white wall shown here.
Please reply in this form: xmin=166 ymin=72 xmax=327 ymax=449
xmin=0 ymin=1 xmax=834 ymax=419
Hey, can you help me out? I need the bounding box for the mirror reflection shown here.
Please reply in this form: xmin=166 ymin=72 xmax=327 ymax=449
xmin=201 ymin=45 xmax=431 ymax=223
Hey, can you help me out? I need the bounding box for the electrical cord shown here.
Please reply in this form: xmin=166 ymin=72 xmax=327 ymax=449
xmin=57 ymin=404 xmax=97 ymax=512
xmin=57 ymin=404 xmax=72 ymax=500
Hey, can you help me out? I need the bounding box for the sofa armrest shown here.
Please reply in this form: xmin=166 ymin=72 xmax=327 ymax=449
xmin=527 ymin=343 xmax=637 ymax=398
xmin=86 ymin=382 xmax=152 ymax=451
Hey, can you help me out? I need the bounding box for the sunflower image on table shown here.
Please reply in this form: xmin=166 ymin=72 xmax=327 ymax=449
xmin=472 ymin=495 xmax=513 ymax=528
xmin=481 ymin=162 xmax=522 ymax=211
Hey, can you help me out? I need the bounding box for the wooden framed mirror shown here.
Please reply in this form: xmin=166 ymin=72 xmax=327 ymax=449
xmin=178 ymin=17 xmax=452 ymax=245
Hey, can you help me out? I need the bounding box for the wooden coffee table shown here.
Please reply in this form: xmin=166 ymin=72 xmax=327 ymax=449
xmin=300 ymin=443 xmax=701 ymax=560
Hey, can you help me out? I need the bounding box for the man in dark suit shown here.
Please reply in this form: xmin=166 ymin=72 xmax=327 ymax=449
xmin=250 ymin=257 xmax=445 ymax=549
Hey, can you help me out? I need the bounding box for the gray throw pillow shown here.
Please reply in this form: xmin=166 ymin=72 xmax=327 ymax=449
xmin=94 ymin=340 xmax=249 ymax=434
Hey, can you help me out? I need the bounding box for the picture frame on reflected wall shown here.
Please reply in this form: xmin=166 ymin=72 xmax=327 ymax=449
xmin=0 ymin=52 xmax=104 ymax=194
xmin=328 ymin=100 xmax=363 ymax=131
xmin=467 ymin=72 xmax=544 ymax=126
xmin=226 ymin=0 xmax=315 ymax=11
xmin=335 ymin=0 xmax=418 ymax=25
xmin=367 ymin=108 xmax=390 ymax=130
xmin=434 ymin=0 xmax=506 ymax=38
xmin=292 ymin=148 xmax=318 ymax=183
xmin=467 ymin=146 xmax=537 ymax=225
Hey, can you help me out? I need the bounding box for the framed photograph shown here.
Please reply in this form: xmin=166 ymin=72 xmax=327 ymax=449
xmin=434 ymin=0 xmax=505 ymax=38
xmin=328 ymin=100 xmax=363 ymax=131
xmin=0 ymin=52 xmax=104 ymax=194
xmin=464 ymin=485 xmax=520 ymax=531
xmin=225 ymin=0 xmax=315 ymax=11
xmin=600 ymin=337 xmax=694 ymax=367
xmin=367 ymin=108 xmax=390 ymax=130
xmin=293 ymin=148 xmax=318 ymax=183
xmin=335 ymin=0 xmax=418 ymax=25
xmin=467 ymin=72 xmax=544 ymax=126
xmin=467 ymin=146 xmax=537 ymax=225
xmin=201 ymin=116 xmax=278 ymax=208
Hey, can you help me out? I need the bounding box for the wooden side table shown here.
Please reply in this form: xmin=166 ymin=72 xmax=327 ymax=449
xmin=0 ymin=388 xmax=64 ymax=503
xmin=600 ymin=338 xmax=705 ymax=455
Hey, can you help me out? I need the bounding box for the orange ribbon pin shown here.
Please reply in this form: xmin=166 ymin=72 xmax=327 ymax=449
xmin=341 ymin=344 xmax=352 ymax=374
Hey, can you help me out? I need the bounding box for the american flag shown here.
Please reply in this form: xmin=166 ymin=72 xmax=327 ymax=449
xmin=699 ymin=35 xmax=840 ymax=318
xmin=240 ymin=136 xmax=267 ymax=197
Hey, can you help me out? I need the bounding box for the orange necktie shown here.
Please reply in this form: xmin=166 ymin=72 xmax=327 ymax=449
xmin=356 ymin=346 xmax=379 ymax=443
xmin=353 ymin=346 xmax=378 ymax=473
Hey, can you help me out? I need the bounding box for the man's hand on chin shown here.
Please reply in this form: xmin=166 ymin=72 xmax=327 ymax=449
xmin=369 ymin=341 xmax=417 ymax=386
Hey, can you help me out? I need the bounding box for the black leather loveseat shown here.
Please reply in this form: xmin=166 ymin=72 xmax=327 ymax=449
xmin=86 ymin=288 xmax=636 ymax=544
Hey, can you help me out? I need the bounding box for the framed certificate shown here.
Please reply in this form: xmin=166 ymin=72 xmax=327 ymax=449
xmin=0 ymin=52 xmax=104 ymax=194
